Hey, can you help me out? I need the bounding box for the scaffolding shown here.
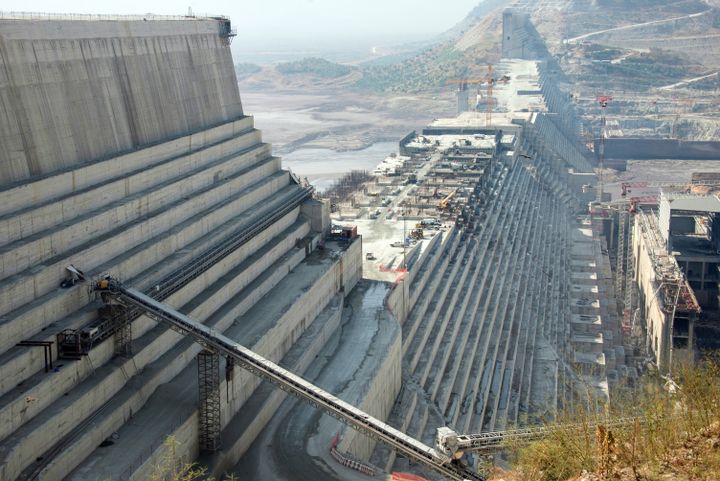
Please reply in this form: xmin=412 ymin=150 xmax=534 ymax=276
xmin=636 ymin=209 xmax=700 ymax=314
xmin=615 ymin=208 xmax=628 ymax=304
xmin=112 ymin=305 xmax=132 ymax=357
xmin=197 ymin=350 xmax=221 ymax=453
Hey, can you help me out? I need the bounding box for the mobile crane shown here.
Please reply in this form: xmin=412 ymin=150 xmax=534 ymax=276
xmin=438 ymin=189 xmax=459 ymax=211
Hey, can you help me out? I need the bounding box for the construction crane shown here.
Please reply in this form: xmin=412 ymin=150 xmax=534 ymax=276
xmin=438 ymin=189 xmax=459 ymax=210
xmin=94 ymin=277 xmax=483 ymax=481
xmin=589 ymin=196 xmax=659 ymax=217
xmin=596 ymin=95 xmax=613 ymax=203
xmin=446 ymin=66 xmax=510 ymax=126
xmin=435 ymin=418 xmax=641 ymax=461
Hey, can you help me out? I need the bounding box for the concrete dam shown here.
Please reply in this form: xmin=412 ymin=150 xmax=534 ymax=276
xmin=0 ymin=12 xmax=626 ymax=481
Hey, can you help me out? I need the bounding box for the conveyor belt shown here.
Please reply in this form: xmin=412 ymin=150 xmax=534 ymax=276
xmin=445 ymin=417 xmax=640 ymax=455
xmin=82 ymin=185 xmax=313 ymax=348
xmin=97 ymin=278 xmax=483 ymax=481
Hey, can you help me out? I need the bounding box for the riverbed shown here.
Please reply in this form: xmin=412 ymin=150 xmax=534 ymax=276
xmin=282 ymin=142 xmax=398 ymax=192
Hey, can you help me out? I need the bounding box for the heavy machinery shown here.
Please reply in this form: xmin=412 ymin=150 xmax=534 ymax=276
xmin=435 ymin=418 xmax=640 ymax=461
xmin=94 ymin=277 xmax=483 ymax=481
xmin=446 ymin=66 xmax=510 ymax=126
xmin=438 ymin=189 xmax=458 ymax=211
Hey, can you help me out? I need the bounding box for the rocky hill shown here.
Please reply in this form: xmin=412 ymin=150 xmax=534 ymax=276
xmin=237 ymin=0 xmax=507 ymax=94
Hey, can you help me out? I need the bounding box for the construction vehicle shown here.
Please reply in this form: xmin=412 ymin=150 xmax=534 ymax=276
xmin=410 ymin=229 xmax=424 ymax=240
xmin=417 ymin=218 xmax=440 ymax=229
xmin=438 ymin=189 xmax=458 ymax=211
xmin=93 ymin=277 xmax=482 ymax=481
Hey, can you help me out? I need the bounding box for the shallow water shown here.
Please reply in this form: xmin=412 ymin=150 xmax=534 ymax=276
xmin=281 ymin=141 xmax=397 ymax=192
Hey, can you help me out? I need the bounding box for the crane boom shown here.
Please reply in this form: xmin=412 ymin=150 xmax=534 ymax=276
xmin=95 ymin=278 xmax=482 ymax=481
xmin=439 ymin=189 xmax=459 ymax=210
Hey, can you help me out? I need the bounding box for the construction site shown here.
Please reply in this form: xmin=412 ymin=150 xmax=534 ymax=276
xmin=0 ymin=2 xmax=719 ymax=481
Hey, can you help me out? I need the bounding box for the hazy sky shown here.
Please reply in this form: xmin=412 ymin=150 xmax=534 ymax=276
xmin=1 ymin=0 xmax=483 ymax=44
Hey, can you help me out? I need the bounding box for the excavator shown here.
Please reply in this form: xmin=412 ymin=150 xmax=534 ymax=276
xmin=94 ymin=277 xmax=639 ymax=481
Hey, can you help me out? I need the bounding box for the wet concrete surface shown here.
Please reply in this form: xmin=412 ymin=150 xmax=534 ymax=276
xmin=232 ymin=280 xmax=396 ymax=481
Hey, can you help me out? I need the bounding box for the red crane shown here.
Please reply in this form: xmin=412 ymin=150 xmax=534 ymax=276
xmin=446 ymin=66 xmax=510 ymax=126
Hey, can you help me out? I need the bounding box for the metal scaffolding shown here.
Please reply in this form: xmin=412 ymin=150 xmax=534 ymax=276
xmin=637 ymin=209 xmax=700 ymax=314
xmin=197 ymin=350 xmax=221 ymax=452
xmin=615 ymin=209 xmax=628 ymax=305
xmin=624 ymin=215 xmax=637 ymax=316
xmin=112 ymin=306 xmax=132 ymax=357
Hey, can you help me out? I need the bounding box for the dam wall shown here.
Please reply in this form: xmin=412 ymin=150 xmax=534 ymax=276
xmin=0 ymin=16 xmax=389 ymax=481
xmin=0 ymin=17 xmax=243 ymax=185
xmin=337 ymin=292 xmax=402 ymax=461
xmin=596 ymin=138 xmax=720 ymax=160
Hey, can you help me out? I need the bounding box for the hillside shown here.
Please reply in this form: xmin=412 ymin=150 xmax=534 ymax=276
xmin=237 ymin=0 xmax=506 ymax=94
xmin=486 ymin=360 xmax=720 ymax=481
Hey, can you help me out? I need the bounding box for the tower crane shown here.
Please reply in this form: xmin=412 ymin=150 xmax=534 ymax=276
xmin=596 ymin=95 xmax=613 ymax=203
xmin=446 ymin=66 xmax=510 ymax=126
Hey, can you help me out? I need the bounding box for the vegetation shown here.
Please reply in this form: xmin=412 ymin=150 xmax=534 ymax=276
xmin=234 ymin=62 xmax=261 ymax=77
xmin=323 ymin=169 xmax=371 ymax=203
xmin=504 ymin=359 xmax=720 ymax=481
xmin=148 ymin=436 xmax=235 ymax=481
xmin=354 ymin=45 xmax=472 ymax=93
xmin=275 ymin=57 xmax=354 ymax=78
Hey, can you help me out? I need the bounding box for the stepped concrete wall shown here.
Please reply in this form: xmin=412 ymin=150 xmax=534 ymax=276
xmin=0 ymin=18 xmax=243 ymax=185
xmin=598 ymin=138 xmax=720 ymax=160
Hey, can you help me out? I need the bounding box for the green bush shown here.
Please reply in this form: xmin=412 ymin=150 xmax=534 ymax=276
xmin=511 ymin=359 xmax=720 ymax=481
xmin=275 ymin=58 xmax=354 ymax=78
